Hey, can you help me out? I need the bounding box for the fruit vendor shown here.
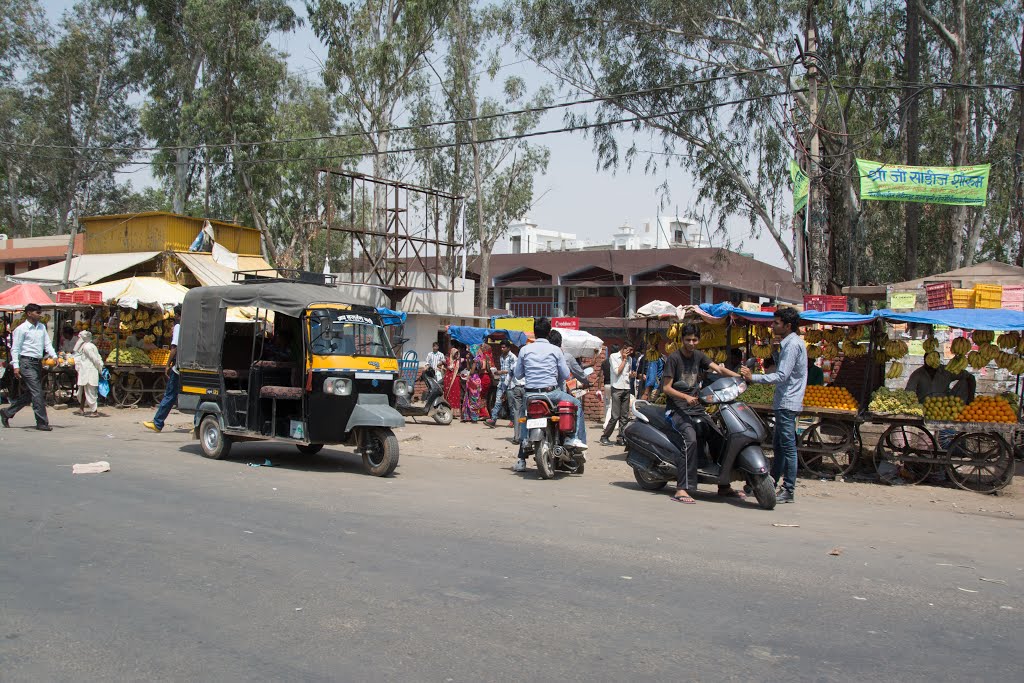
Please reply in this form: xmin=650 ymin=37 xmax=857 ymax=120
xmin=905 ymin=362 xmax=954 ymax=403
xmin=125 ymin=329 xmax=156 ymax=351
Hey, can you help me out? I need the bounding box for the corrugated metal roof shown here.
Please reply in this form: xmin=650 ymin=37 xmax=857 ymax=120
xmin=173 ymin=252 xmax=274 ymax=286
xmin=6 ymin=252 xmax=160 ymax=286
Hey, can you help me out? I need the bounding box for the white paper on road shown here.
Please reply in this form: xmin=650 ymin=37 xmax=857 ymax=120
xmin=72 ymin=461 xmax=110 ymax=474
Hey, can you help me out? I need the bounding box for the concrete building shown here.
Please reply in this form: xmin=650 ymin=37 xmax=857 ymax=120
xmin=497 ymin=217 xmax=578 ymax=254
xmin=0 ymin=233 xmax=84 ymax=283
xmin=494 ymin=215 xmax=708 ymax=255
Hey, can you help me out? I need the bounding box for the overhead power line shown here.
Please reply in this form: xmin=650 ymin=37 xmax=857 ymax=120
xmin=0 ymin=64 xmax=790 ymax=155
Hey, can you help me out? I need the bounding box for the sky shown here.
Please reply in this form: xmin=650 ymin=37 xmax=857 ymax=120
xmin=40 ymin=0 xmax=791 ymax=270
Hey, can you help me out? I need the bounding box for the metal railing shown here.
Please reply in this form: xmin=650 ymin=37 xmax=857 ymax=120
xmin=508 ymin=301 xmax=555 ymax=317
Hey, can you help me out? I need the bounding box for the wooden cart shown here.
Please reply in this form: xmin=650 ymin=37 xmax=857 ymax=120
xmin=106 ymin=364 xmax=169 ymax=407
xmin=747 ymin=403 xmax=863 ymax=479
xmin=869 ymin=413 xmax=1017 ymax=493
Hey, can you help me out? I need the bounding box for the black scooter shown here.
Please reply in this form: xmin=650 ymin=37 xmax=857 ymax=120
xmin=396 ymin=367 xmax=453 ymax=425
xmin=623 ymin=377 xmax=776 ymax=509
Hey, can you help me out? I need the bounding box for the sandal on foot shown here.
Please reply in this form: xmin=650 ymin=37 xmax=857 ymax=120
xmin=670 ymin=494 xmax=696 ymax=504
xmin=717 ymin=488 xmax=747 ymax=500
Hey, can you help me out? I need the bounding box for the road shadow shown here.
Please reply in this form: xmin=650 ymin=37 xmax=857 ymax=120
xmin=177 ymin=443 xmax=394 ymax=477
xmin=608 ymin=480 xmax=758 ymax=508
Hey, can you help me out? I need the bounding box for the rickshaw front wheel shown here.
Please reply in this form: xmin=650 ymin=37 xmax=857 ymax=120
xmin=199 ymin=415 xmax=232 ymax=460
xmin=362 ymin=428 xmax=399 ymax=477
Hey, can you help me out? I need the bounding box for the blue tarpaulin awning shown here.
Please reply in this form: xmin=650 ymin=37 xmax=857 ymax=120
xmin=875 ymin=308 xmax=1024 ymax=331
xmin=447 ymin=325 xmax=529 ymax=347
xmin=698 ymin=303 xmax=875 ymax=326
xmin=376 ymin=307 xmax=407 ymax=326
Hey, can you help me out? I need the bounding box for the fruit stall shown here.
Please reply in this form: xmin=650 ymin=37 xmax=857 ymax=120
xmin=864 ymin=307 xmax=1024 ymax=493
xmin=57 ymin=277 xmax=188 ymax=407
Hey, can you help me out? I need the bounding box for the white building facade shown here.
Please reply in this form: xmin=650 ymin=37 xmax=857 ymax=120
xmin=493 ymin=215 xmax=708 ymax=254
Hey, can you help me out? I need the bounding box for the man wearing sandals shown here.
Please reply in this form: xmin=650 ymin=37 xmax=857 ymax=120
xmin=661 ymin=323 xmax=745 ymax=504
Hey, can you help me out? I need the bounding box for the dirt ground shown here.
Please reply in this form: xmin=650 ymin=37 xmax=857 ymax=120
xmin=45 ymin=402 xmax=1024 ymax=519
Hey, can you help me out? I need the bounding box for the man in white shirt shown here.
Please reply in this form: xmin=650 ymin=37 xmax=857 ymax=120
xmin=143 ymin=305 xmax=182 ymax=433
xmin=1 ymin=303 xmax=57 ymax=431
xmin=425 ymin=342 xmax=446 ymax=379
xmin=600 ymin=343 xmax=634 ymax=446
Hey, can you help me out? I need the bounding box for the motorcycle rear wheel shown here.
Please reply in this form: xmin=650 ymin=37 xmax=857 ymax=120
xmin=535 ymin=439 xmax=555 ymax=480
xmin=749 ymin=473 xmax=777 ymax=510
xmin=632 ymin=466 xmax=668 ymax=491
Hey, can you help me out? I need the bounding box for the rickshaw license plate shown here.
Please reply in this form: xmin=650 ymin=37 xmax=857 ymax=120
xmin=526 ymin=418 xmax=548 ymax=429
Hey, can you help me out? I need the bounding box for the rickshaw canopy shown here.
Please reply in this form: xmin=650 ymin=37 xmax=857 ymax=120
xmin=178 ymin=282 xmax=384 ymax=370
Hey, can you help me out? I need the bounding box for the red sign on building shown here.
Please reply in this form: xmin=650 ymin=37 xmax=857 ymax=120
xmin=551 ymin=317 xmax=579 ymax=330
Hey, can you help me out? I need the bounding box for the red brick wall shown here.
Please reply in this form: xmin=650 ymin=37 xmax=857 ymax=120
xmin=577 ymin=296 xmax=623 ymax=317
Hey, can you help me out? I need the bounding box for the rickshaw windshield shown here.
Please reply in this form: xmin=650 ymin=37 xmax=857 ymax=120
xmin=307 ymin=309 xmax=393 ymax=358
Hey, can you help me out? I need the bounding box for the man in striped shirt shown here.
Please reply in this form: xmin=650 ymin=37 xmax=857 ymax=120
xmin=1 ymin=303 xmax=57 ymax=431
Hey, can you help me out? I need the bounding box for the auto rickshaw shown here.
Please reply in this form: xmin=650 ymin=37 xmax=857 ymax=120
xmin=175 ymin=277 xmax=407 ymax=476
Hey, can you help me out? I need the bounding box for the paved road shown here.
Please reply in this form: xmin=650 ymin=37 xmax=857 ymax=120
xmin=1 ymin=415 xmax=1021 ymax=681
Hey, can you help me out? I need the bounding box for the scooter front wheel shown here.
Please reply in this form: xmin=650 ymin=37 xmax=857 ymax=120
xmin=432 ymin=404 xmax=453 ymax=425
xmin=749 ymin=473 xmax=777 ymax=510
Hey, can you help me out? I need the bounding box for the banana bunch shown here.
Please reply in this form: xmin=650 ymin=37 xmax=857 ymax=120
xmin=996 ymin=352 xmax=1024 ymax=374
xmin=946 ymin=354 xmax=969 ymax=375
xmin=712 ymin=348 xmax=727 ymax=363
xmin=1018 ymin=337 xmax=1024 ymax=355
xmin=700 ymin=325 xmax=727 ymax=347
xmin=978 ymin=342 xmax=1000 ymax=364
xmin=950 ymin=337 xmax=972 ymax=355
xmin=924 ymin=351 xmax=942 ymax=369
xmin=842 ymin=341 xmax=867 ymax=358
xmin=967 ymin=350 xmax=985 ymax=369
xmin=751 ymin=344 xmax=773 ymax=360
xmin=845 ymin=326 xmax=867 ymax=342
xmin=805 ymin=329 xmax=823 ymax=344
xmin=885 ymin=339 xmax=909 ymax=359
xmin=886 ymin=361 xmax=904 ymax=379
xmin=823 ymin=328 xmax=845 ymax=344
xmin=807 ymin=345 xmax=822 ymax=360
xmin=972 ymin=329 xmax=994 ymax=345
xmin=753 ymin=325 xmax=772 ymax=340
xmin=997 ymin=332 xmax=1021 ymax=350
xmin=922 ymin=337 xmax=939 ymax=353
xmin=874 ymin=350 xmax=888 ymax=364
xmin=822 ymin=342 xmax=840 ymax=360
xmin=644 ymin=332 xmax=663 ymax=361
xmin=665 ymin=342 xmax=678 ymax=355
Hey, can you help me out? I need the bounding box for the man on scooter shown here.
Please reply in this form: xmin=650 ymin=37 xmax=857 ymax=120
xmin=661 ymin=323 xmax=744 ymax=504
xmin=512 ymin=318 xmax=587 ymax=473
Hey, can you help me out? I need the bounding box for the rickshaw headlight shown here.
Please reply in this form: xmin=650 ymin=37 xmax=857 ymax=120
xmin=393 ymin=379 xmax=410 ymax=397
xmin=323 ymin=377 xmax=352 ymax=396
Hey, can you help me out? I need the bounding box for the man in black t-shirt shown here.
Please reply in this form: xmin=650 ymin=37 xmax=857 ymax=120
xmin=660 ymin=323 xmax=743 ymax=504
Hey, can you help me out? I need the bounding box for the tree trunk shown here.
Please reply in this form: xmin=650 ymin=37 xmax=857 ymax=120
xmin=173 ymin=146 xmax=189 ymax=214
xmin=963 ymin=208 xmax=984 ymax=265
xmin=903 ymin=0 xmax=922 ymax=279
xmin=5 ymin=157 xmax=22 ymax=236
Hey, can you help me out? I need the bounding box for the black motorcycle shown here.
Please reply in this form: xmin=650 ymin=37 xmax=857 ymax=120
xmin=623 ymin=377 xmax=776 ymax=510
xmin=396 ymin=367 xmax=453 ymax=425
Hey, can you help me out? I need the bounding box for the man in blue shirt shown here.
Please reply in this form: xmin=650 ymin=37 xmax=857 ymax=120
xmin=512 ymin=318 xmax=587 ymax=473
xmin=740 ymin=307 xmax=807 ymax=503
xmin=1 ymin=303 xmax=57 ymax=431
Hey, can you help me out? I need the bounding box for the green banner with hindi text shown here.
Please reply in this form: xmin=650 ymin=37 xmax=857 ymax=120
xmin=856 ymin=159 xmax=990 ymax=206
xmin=790 ymin=160 xmax=808 ymax=213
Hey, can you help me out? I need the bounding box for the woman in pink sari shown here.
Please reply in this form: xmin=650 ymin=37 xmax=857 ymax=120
xmin=463 ymin=367 xmax=482 ymax=422
xmin=475 ymin=344 xmax=493 ymax=420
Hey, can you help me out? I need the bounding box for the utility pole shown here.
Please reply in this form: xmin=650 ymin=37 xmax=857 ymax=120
xmin=805 ymin=0 xmax=829 ymax=295
xmin=903 ymin=0 xmax=922 ymax=279
xmin=60 ymin=212 xmax=79 ymax=288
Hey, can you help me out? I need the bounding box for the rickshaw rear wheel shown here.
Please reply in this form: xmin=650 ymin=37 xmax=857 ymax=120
xmin=199 ymin=414 xmax=232 ymax=460
xmin=362 ymin=428 xmax=399 ymax=476
xmin=296 ymin=443 xmax=324 ymax=455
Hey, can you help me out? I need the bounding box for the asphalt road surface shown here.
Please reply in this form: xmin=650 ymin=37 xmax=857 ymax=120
xmin=1 ymin=414 xmax=1021 ymax=681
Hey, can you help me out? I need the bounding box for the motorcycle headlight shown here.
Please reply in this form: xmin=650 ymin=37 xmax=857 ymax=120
xmin=323 ymin=377 xmax=353 ymax=396
xmin=393 ymin=379 xmax=410 ymax=397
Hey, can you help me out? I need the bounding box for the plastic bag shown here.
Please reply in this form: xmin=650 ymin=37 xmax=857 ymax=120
xmin=98 ymin=368 xmax=110 ymax=398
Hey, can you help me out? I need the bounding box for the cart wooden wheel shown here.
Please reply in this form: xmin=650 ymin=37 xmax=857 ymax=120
xmin=946 ymin=432 xmax=1014 ymax=493
xmin=112 ymin=372 xmax=145 ymax=407
xmin=42 ymin=371 xmax=58 ymax=406
xmin=797 ymin=418 xmax=860 ymax=479
xmin=151 ymin=375 xmax=167 ymax=402
xmin=873 ymin=423 xmax=936 ymax=485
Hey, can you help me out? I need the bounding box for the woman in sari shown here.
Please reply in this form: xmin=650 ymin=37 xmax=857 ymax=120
xmin=463 ymin=368 xmax=482 ymax=423
xmin=443 ymin=345 xmax=462 ymax=418
xmin=475 ymin=344 xmax=493 ymax=420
